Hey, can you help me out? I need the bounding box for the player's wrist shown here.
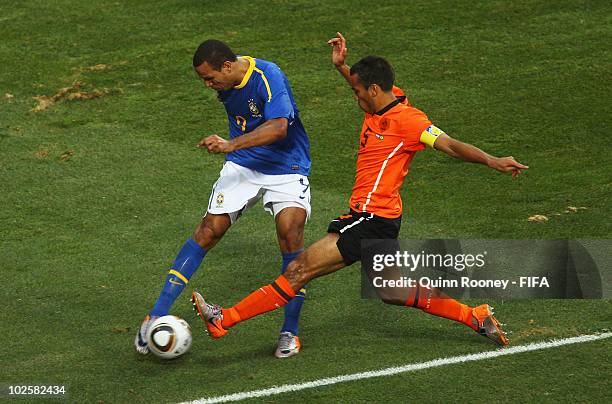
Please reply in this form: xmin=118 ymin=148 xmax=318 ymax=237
xmin=227 ymin=139 xmax=238 ymax=152
xmin=486 ymin=156 xmax=500 ymax=170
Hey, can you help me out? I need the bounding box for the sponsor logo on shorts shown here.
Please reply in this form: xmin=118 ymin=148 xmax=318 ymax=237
xmin=375 ymin=134 xmax=384 ymax=141
xmin=216 ymin=193 xmax=224 ymax=207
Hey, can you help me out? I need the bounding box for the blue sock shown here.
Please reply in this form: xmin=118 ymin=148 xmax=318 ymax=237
xmin=280 ymin=250 xmax=306 ymax=335
xmin=150 ymin=238 xmax=207 ymax=317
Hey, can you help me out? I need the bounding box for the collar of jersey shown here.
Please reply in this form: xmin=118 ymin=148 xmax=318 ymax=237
xmin=234 ymin=56 xmax=255 ymax=89
xmin=375 ymin=98 xmax=402 ymax=115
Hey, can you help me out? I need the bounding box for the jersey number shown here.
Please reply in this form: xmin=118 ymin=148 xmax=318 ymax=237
xmin=361 ymin=127 xmax=375 ymax=148
xmin=236 ymin=116 xmax=247 ymax=132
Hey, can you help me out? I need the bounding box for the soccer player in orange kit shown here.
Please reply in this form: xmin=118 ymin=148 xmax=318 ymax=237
xmin=191 ymin=32 xmax=529 ymax=347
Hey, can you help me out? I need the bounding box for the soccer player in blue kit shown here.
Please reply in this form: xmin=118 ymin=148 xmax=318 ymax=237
xmin=135 ymin=39 xmax=311 ymax=358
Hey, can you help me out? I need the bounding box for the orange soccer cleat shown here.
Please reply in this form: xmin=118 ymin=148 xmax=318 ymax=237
xmin=191 ymin=291 xmax=228 ymax=339
xmin=471 ymin=304 xmax=509 ymax=346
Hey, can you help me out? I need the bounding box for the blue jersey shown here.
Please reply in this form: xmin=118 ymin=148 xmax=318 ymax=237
xmin=217 ymin=56 xmax=311 ymax=176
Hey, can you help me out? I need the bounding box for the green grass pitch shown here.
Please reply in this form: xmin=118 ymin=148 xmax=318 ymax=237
xmin=1 ymin=0 xmax=610 ymax=402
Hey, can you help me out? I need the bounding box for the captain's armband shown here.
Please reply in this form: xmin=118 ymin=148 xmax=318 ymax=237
xmin=419 ymin=125 xmax=446 ymax=148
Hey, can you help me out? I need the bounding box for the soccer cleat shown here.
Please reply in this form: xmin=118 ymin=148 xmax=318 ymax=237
xmin=471 ymin=304 xmax=509 ymax=346
xmin=274 ymin=331 xmax=301 ymax=358
xmin=134 ymin=314 xmax=159 ymax=354
xmin=191 ymin=291 xmax=228 ymax=339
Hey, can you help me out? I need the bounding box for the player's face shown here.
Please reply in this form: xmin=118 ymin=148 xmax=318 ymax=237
xmin=194 ymin=61 xmax=234 ymax=91
xmin=350 ymin=74 xmax=376 ymax=114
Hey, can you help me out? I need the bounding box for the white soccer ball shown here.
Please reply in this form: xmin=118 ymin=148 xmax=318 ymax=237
xmin=146 ymin=315 xmax=192 ymax=359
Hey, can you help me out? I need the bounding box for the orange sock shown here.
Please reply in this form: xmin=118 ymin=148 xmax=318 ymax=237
xmin=405 ymin=285 xmax=475 ymax=330
xmin=221 ymin=275 xmax=296 ymax=329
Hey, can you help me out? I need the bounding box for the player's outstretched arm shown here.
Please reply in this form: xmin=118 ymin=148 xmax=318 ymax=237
xmin=327 ymin=32 xmax=351 ymax=85
xmin=196 ymin=118 xmax=288 ymax=154
xmin=433 ymin=133 xmax=529 ymax=177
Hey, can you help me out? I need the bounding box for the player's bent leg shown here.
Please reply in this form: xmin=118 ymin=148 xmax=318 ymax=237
xmin=191 ymin=234 xmax=346 ymax=339
xmin=135 ymin=214 xmax=231 ymax=354
xmin=360 ymin=242 xmax=508 ymax=346
xmin=151 ymin=213 xmax=231 ymax=317
xmin=274 ymin=207 xmax=307 ymax=358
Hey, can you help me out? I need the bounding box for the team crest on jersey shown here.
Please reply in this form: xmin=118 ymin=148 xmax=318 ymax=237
xmin=216 ymin=193 xmax=224 ymax=207
xmin=380 ymin=118 xmax=389 ymax=131
xmin=248 ymin=99 xmax=261 ymax=116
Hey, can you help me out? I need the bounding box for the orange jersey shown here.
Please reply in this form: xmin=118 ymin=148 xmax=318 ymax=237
xmin=349 ymin=86 xmax=432 ymax=218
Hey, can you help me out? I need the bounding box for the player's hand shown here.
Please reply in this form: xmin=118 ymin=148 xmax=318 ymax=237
xmin=196 ymin=135 xmax=236 ymax=154
xmin=488 ymin=156 xmax=529 ymax=178
xmin=327 ymin=32 xmax=347 ymax=67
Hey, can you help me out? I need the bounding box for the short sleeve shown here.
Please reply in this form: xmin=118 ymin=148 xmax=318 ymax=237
xmin=258 ymin=65 xmax=294 ymax=122
xmin=397 ymin=109 xmax=431 ymax=151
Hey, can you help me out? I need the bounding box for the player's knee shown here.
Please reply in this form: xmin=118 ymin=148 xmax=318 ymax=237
xmin=369 ymin=284 xmax=407 ymax=306
xmin=192 ymin=225 xmax=213 ymax=248
xmin=379 ymin=294 xmax=405 ymax=306
xmin=193 ymin=221 xmax=224 ymax=249
xmin=277 ymin=226 xmax=304 ymax=252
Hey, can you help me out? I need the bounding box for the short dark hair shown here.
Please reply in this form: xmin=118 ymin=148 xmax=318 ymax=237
xmin=349 ymin=56 xmax=395 ymax=91
xmin=193 ymin=39 xmax=237 ymax=70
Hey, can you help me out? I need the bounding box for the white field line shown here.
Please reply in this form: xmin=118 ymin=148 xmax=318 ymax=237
xmin=181 ymin=332 xmax=611 ymax=404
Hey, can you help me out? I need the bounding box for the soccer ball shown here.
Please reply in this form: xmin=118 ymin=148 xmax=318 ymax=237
xmin=146 ymin=315 xmax=192 ymax=359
